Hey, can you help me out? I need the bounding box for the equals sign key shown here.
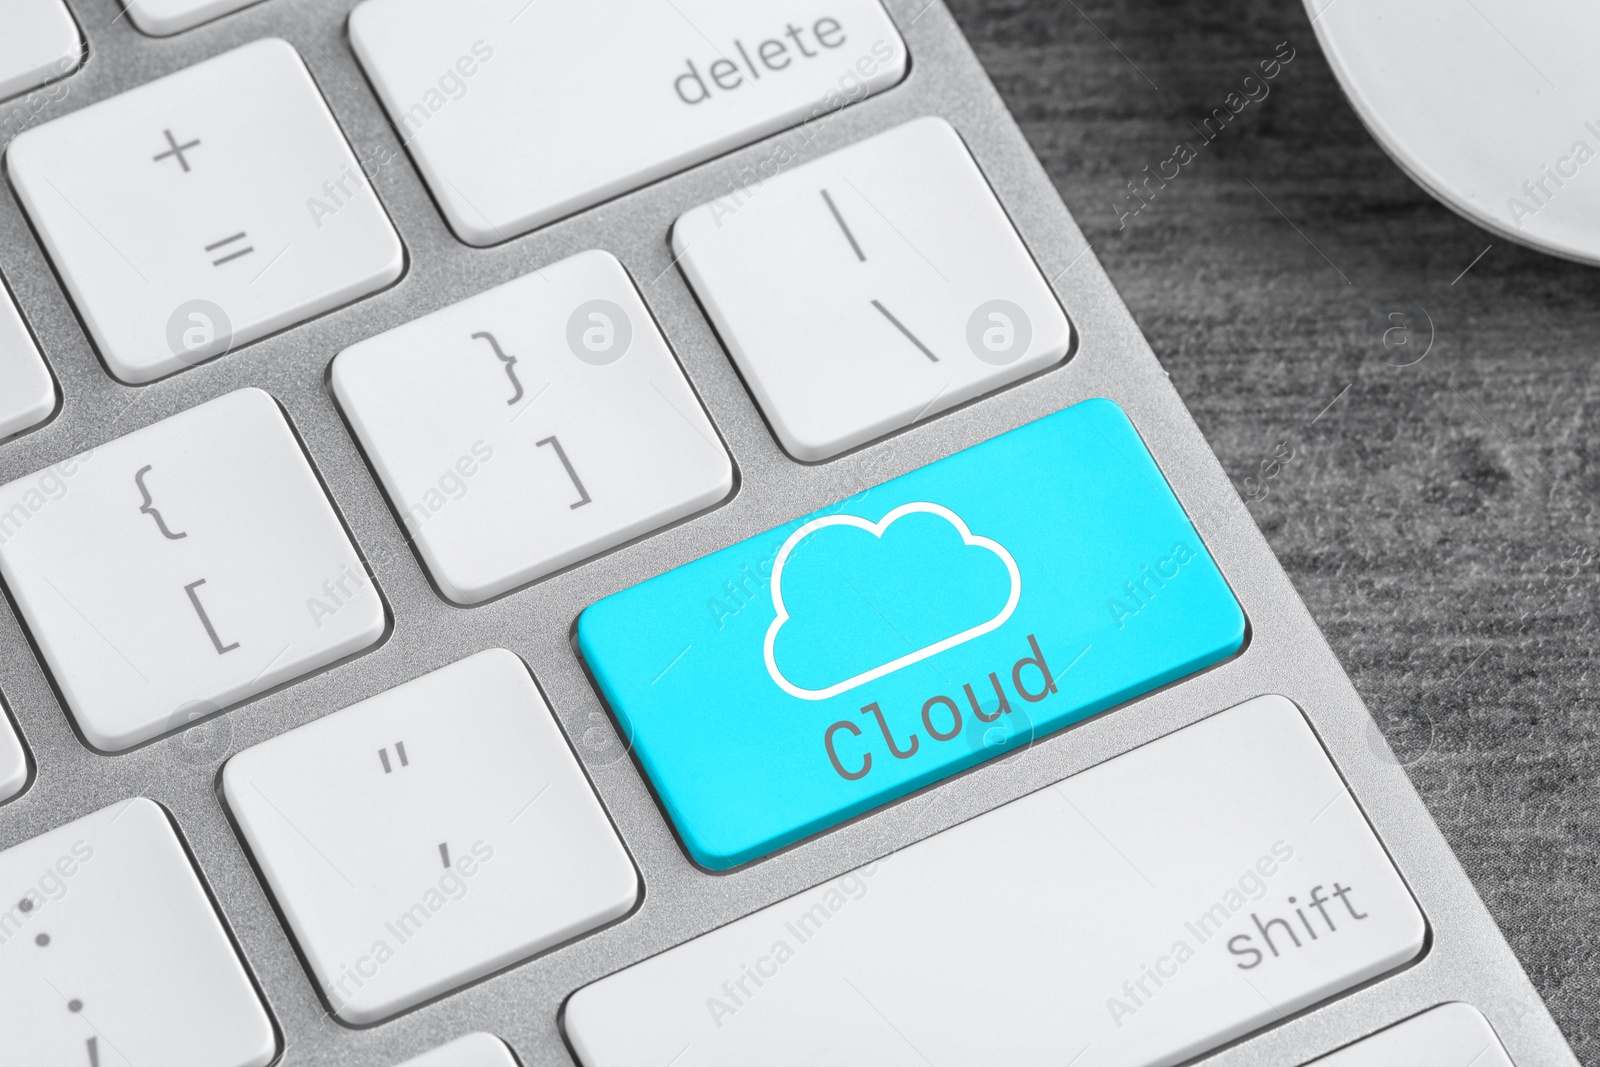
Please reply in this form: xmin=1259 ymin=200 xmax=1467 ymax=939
xmin=206 ymin=231 xmax=254 ymax=266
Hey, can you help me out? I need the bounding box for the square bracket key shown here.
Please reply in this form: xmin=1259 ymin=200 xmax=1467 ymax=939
xmin=7 ymin=38 xmax=403 ymax=384
xmin=333 ymin=249 xmax=732 ymax=605
xmin=0 ymin=388 xmax=385 ymax=752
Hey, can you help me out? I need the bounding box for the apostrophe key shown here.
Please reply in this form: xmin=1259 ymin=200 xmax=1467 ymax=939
xmin=224 ymin=649 xmax=638 ymax=1024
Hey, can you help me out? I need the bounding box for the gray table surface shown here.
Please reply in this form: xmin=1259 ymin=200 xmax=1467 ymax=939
xmin=945 ymin=0 xmax=1599 ymax=1059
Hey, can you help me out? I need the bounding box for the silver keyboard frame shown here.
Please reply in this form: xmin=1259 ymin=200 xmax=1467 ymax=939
xmin=0 ymin=1 xmax=1578 ymax=1064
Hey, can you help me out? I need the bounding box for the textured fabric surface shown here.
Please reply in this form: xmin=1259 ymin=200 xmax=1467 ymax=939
xmin=948 ymin=0 xmax=1599 ymax=1059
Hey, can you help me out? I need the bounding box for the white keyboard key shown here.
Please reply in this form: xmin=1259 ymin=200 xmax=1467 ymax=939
xmin=0 ymin=0 xmax=80 ymax=101
xmin=565 ymin=695 xmax=1426 ymax=1067
xmin=124 ymin=0 xmax=261 ymax=37
xmin=396 ymin=1032 xmax=518 ymax=1067
xmin=333 ymin=250 xmax=732 ymax=605
xmin=675 ymin=116 xmax=1072 ymax=460
xmin=1307 ymin=1003 xmax=1513 ymax=1066
xmin=349 ymin=0 xmax=907 ymax=245
xmin=0 ymin=797 xmax=276 ymax=1067
xmin=223 ymin=648 xmax=638 ymax=1024
xmin=0 ymin=709 xmax=26 ymax=803
xmin=0 ymin=278 xmax=54 ymax=440
xmin=7 ymin=39 xmax=403 ymax=384
xmin=0 ymin=388 xmax=384 ymax=752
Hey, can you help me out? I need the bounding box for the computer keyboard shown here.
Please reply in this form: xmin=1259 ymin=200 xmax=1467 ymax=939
xmin=0 ymin=1 xmax=1581 ymax=1066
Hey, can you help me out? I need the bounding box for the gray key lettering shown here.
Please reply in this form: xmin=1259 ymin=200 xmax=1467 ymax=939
xmin=472 ymin=330 xmax=524 ymax=405
xmin=871 ymin=299 xmax=939 ymax=362
xmin=134 ymin=465 xmax=187 ymax=540
xmin=184 ymin=579 xmax=239 ymax=654
xmin=152 ymin=128 xmax=200 ymax=172
xmin=205 ymin=232 xmax=254 ymax=267
xmin=536 ymin=435 xmax=592 ymax=509
xmin=820 ymin=188 xmax=865 ymax=262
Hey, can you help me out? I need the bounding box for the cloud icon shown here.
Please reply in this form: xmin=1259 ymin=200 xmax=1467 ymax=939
xmin=763 ymin=502 xmax=1021 ymax=701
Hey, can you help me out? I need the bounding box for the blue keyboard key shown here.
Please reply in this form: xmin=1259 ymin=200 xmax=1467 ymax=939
xmin=578 ymin=398 xmax=1246 ymax=868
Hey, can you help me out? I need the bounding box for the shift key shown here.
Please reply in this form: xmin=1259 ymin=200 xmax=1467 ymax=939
xmin=577 ymin=399 xmax=1247 ymax=868
xmin=565 ymin=696 xmax=1427 ymax=1066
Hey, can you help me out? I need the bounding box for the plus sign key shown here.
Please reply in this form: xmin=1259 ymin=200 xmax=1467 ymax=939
xmin=6 ymin=39 xmax=402 ymax=384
